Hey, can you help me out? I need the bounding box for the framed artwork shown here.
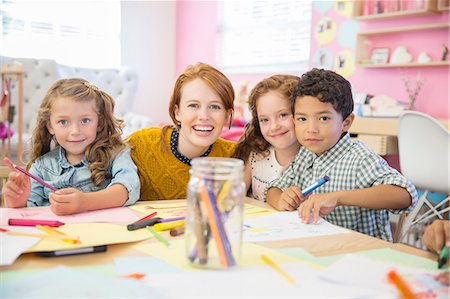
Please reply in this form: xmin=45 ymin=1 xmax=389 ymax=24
xmin=370 ymin=48 xmax=390 ymax=64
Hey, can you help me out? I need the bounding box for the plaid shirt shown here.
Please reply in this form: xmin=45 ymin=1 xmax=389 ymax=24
xmin=267 ymin=133 xmax=418 ymax=241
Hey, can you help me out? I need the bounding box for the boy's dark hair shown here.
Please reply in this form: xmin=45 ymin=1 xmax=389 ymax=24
xmin=292 ymin=68 xmax=353 ymax=119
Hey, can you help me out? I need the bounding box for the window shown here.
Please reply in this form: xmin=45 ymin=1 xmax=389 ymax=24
xmin=217 ymin=0 xmax=311 ymax=74
xmin=0 ymin=0 xmax=121 ymax=68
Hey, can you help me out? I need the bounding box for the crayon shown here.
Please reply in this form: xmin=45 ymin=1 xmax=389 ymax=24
xmin=8 ymin=218 xmax=65 ymax=227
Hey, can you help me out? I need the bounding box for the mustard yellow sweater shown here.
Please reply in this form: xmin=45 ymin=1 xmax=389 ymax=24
xmin=128 ymin=127 xmax=236 ymax=200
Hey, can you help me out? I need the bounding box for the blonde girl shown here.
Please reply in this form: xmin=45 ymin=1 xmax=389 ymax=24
xmin=2 ymin=78 xmax=140 ymax=215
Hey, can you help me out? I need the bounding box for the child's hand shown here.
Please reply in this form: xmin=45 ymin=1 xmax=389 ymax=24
xmin=434 ymin=271 xmax=450 ymax=286
xmin=298 ymin=193 xmax=339 ymax=224
xmin=422 ymin=220 xmax=450 ymax=254
xmin=1 ymin=157 xmax=30 ymax=208
xmin=49 ymin=188 xmax=87 ymax=215
xmin=277 ymin=186 xmax=303 ymax=211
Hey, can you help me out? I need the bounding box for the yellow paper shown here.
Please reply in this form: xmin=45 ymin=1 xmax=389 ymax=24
xmin=244 ymin=203 xmax=275 ymax=218
xmin=133 ymin=239 xmax=315 ymax=271
xmin=27 ymin=222 xmax=152 ymax=252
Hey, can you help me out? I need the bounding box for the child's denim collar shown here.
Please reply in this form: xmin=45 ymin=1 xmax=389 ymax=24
xmin=57 ymin=146 xmax=89 ymax=168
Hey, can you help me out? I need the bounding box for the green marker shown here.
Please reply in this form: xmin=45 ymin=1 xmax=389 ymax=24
xmin=438 ymin=245 xmax=449 ymax=269
xmin=146 ymin=226 xmax=170 ymax=247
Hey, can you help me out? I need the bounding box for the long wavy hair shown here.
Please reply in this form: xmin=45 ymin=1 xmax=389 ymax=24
xmin=27 ymin=78 xmax=126 ymax=187
xmin=160 ymin=62 xmax=235 ymax=151
xmin=234 ymin=74 xmax=300 ymax=162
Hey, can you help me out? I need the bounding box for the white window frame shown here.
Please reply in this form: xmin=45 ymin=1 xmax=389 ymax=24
xmin=0 ymin=0 xmax=121 ymax=68
xmin=217 ymin=0 xmax=312 ymax=74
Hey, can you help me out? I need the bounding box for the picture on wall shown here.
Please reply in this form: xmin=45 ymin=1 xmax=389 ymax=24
xmin=370 ymin=48 xmax=389 ymax=64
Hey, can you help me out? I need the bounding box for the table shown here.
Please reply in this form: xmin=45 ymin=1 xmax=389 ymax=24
xmin=1 ymin=199 xmax=437 ymax=272
xmin=0 ymin=198 xmax=437 ymax=294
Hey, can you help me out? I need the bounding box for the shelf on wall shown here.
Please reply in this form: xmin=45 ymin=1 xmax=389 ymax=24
xmin=353 ymin=0 xmax=439 ymax=20
xmin=358 ymin=61 xmax=450 ymax=68
xmin=356 ymin=23 xmax=450 ymax=67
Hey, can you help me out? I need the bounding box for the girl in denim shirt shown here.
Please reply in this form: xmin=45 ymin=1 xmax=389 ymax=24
xmin=2 ymin=78 xmax=140 ymax=215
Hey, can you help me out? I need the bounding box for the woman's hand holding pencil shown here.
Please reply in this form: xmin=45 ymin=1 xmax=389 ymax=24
xmin=1 ymin=157 xmax=32 ymax=208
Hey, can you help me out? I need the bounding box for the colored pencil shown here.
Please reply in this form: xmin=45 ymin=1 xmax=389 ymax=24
xmin=0 ymin=227 xmax=80 ymax=242
xmin=261 ymin=254 xmax=295 ymax=284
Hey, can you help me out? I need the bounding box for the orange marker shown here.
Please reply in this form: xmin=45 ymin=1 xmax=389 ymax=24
xmin=387 ymin=270 xmax=417 ymax=299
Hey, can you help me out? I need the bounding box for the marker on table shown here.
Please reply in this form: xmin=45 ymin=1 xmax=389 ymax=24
xmin=12 ymin=163 xmax=57 ymax=192
xmin=387 ymin=270 xmax=417 ymax=299
xmin=438 ymin=245 xmax=449 ymax=269
xmin=302 ymin=175 xmax=330 ymax=196
xmin=154 ymin=220 xmax=185 ymax=232
xmin=8 ymin=218 xmax=65 ymax=227
xmin=127 ymin=217 xmax=162 ymax=231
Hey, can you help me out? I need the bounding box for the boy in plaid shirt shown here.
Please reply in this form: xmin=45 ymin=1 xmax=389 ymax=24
xmin=266 ymin=68 xmax=417 ymax=241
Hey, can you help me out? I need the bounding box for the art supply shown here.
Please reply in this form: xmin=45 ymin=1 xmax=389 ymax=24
xmin=160 ymin=216 xmax=185 ymax=223
xmin=0 ymin=227 xmax=80 ymax=242
xmin=36 ymin=225 xmax=80 ymax=244
xmin=127 ymin=217 xmax=162 ymax=231
xmin=261 ymin=254 xmax=295 ymax=285
xmin=185 ymin=157 xmax=245 ymax=269
xmin=154 ymin=220 xmax=185 ymax=232
xmin=438 ymin=245 xmax=449 ymax=269
xmin=169 ymin=225 xmax=185 ymax=237
xmin=132 ymin=212 xmax=157 ymax=224
xmin=387 ymin=270 xmax=417 ymax=299
xmin=11 ymin=162 xmax=57 ymax=191
xmin=8 ymin=218 xmax=65 ymax=227
xmin=146 ymin=226 xmax=170 ymax=247
xmin=35 ymin=245 xmax=107 ymax=257
xmin=301 ymin=175 xmax=330 ymax=196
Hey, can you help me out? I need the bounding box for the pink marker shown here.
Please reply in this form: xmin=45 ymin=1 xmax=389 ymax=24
xmin=8 ymin=218 xmax=65 ymax=227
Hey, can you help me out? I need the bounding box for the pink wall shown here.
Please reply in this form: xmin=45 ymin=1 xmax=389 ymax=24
xmin=312 ymin=9 xmax=449 ymax=118
xmin=176 ymin=1 xmax=449 ymax=118
xmin=175 ymin=0 xmax=217 ymax=75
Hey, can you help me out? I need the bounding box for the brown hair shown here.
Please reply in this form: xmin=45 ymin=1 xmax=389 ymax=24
xmin=234 ymin=74 xmax=300 ymax=161
xmin=160 ymin=62 xmax=235 ymax=151
xmin=28 ymin=78 xmax=126 ymax=187
xmin=293 ymin=68 xmax=353 ymax=119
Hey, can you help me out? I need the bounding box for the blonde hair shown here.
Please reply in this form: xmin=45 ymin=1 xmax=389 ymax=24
xmin=27 ymin=78 xmax=126 ymax=187
xmin=160 ymin=62 xmax=235 ymax=151
xmin=234 ymin=74 xmax=300 ymax=161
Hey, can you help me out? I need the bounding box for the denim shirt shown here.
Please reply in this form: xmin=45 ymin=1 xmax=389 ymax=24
xmin=27 ymin=146 xmax=140 ymax=207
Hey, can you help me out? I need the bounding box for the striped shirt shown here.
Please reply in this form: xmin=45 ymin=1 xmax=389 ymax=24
xmin=267 ymin=133 xmax=418 ymax=241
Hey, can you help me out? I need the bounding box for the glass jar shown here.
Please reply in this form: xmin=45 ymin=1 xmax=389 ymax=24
xmin=185 ymin=157 xmax=245 ymax=269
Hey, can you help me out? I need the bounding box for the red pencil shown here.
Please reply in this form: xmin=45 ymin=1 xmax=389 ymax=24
xmin=132 ymin=212 xmax=157 ymax=224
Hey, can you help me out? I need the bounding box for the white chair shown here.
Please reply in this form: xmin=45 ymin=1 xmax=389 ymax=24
xmin=395 ymin=111 xmax=450 ymax=247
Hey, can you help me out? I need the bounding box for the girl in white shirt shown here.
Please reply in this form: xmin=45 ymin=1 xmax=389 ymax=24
xmin=234 ymin=75 xmax=301 ymax=201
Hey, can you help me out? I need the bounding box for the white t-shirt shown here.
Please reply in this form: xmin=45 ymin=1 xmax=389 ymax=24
xmin=249 ymin=147 xmax=290 ymax=202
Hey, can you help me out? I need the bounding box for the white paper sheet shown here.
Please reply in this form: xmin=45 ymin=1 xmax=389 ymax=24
xmin=0 ymin=226 xmax=41 ymax=266
xmin=243 ymin=211 xmax=350 ymax=242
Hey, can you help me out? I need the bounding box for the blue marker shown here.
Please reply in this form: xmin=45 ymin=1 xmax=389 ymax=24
xmin=301 ymin=176 xmax=330 ymax=196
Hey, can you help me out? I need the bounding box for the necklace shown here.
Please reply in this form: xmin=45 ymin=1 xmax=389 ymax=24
xmin=170 ymin=129 xmax=213 ymax=165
